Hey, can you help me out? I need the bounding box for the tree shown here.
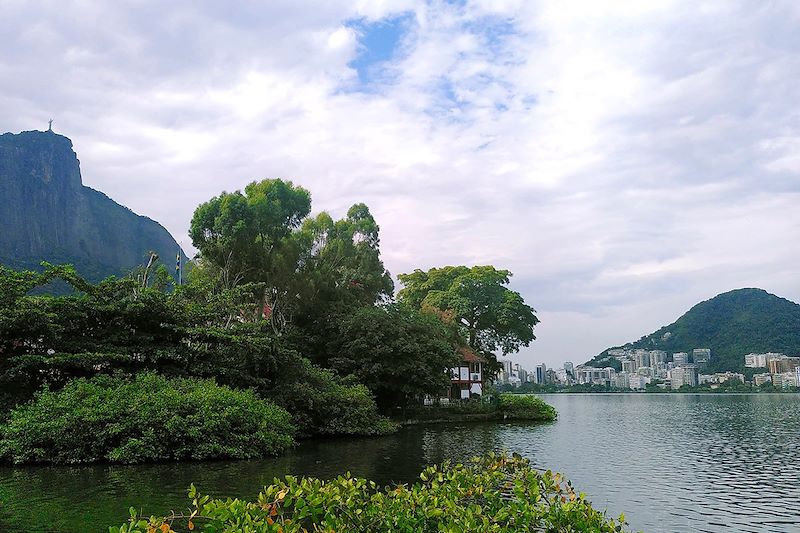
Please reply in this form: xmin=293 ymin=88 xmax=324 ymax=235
xmin=295 ymin=204 xmax=393 ymax=310
xmin=281 ymin=204 xmax=395 ymax=363
xmin=327 ymin=305 xmax=460 ymax=412
xmin=397 ymin=266 xmax=538 ymax=369
xmin=189 ymin=179 xmax=311 ymax=324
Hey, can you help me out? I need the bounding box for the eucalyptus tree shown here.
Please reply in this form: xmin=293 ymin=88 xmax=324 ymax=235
xmin=189 ymin=179 xmax=311 ymax=325
xmin=295 ymin=203 xmax=393 ymax=309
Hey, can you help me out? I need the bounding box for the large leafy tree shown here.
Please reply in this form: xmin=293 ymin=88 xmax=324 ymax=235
xmin=189 ymin=179 xmax=311 ymax=324
xmin=397 ymin=266 xmax=539 ymax=368
xmin=296 ymin=203 xmax=393 ymax=309
xmin=284 ymin=204 xmax=394 ymax=361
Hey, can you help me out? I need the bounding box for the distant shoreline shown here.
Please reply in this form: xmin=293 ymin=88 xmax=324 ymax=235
xmin=526 ymin=390 xmax=800 ymax=395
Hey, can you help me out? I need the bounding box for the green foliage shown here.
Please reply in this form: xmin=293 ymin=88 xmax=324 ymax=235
xmin=113 ymin=453 xmax=626 ymax=533
xmin=264 ymin=358 xmax=397 ymax=438
xmin=188 ymin=181 xmax=395 ymax=337
xmin=326 ymin=304 xmax=460 ymax=411
xmin=0 ymin=264 xmax=397 ymax=441
xmin=189 ymin=179 xmax=312 ymax=330
xmin=0 ymin=265 xmax=192 ymax=399
xmin=401 ymin=400 xmax=504 ymax=424
xmin=397 ymin=265 xmax=539 ymax=371
xmin=295 ymin=203 xmax=394 ymax=310
xmin=189 ymin=179 xmax=311 ymax=289
xmin=498 ymin=394 xmax=558 ymax=421
xmin=586 ymin=288 xmax=800 ymax=372
xmin=0 ymin=373 xmax=295 ymax=464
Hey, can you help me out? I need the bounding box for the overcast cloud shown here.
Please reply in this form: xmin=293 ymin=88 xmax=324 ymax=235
xmin=2 ymin=0 xmax=798 ymax=368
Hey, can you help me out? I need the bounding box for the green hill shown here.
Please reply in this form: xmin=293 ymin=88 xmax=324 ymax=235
xmin=585 ymin=288 xmax=800 ymax=372
xmin=0 ymin=129 xmax=187 ymax=280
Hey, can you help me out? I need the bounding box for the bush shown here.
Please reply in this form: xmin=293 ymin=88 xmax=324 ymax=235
xmin=499 ymin=394 xmax=558 ymax=421
xmin=113 ymin=453 xmax=627 ymax=532
xmin=269 ymin=360 xmax=397 ymax=437
xmin=0 ymin=373 xmax=295 ymax=464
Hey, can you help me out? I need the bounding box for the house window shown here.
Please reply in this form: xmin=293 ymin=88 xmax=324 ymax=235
xmin=469 ymin=362 xmax=481 ymax=374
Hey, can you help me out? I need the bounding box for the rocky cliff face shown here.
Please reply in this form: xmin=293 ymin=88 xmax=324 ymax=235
xmin=0 ymin=130 xmax=187 ymax=280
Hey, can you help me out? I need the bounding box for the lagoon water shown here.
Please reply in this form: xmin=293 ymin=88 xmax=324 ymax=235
xmin=2 ymin=394 xmax=800 ymax=532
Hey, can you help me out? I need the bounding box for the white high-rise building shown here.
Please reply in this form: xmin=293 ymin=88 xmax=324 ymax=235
xmin=575 ymin=366 xmax=617 ymax=386
xmin=745 ymin=352 xmax=786 ymax=368
xmin=775 ymin=372 xmax=799 ymax=388
xmin=535 ymin=363 xmax=548 ymax=384
xmin=621 ymin=358 xmax=636 ymax=373
xmin=673 ymin=352 xmax=689 ymax=366
xmin=628 ymin=374 xmax=648 ymax=390
xmin=671 ymin=364 xmax=698 ymax=389
xmin=753 ymin=373 xmax=772 ymax=386
xmin=650 ymin=350 xmax=668 ymax=366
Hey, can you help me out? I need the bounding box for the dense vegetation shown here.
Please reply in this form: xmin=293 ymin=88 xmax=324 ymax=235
xmin=498 ymin=393 xmax=558 ymax=420
xmin=497 ymin=382 xmax=619 ymax=394
xmin=0 ymin=178 xmax=542 ymax=464
xmin=585 ymin=288 xmax=800 ymax=372
xmin=0 ymin=374 xmax=294 ymax=464
xmin=402 ymin=394 xmax=558 ymax=423
xmin=113 ymin=453 xmax=626 ymax=533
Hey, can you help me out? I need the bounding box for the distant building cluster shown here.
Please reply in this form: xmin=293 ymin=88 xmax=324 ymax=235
xmin=496 ymin=359 xmax=561 ymax=386
xmin=427 ymin=342 xmax=800 ymax=408
xmin=569 ymin=348 xmax=728 ymax=390
xmin=497 ymin=348 xmax=739 ymax=391
xmin=745 ymin=352 xmax=800 ymax=389
xmin=481 ymin=348 xmax=800 ymax=396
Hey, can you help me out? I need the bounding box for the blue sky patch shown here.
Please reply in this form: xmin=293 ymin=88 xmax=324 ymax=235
xmin=346 ymin=12 xmax=416 ymax=87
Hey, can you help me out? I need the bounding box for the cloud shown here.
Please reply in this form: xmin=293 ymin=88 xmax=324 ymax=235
xmin=1 ymin=0 xmax=799 ymax=368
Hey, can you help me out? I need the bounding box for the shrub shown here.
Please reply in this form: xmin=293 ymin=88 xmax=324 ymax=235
xmin=499 ymin=394 xmax=558 ymax=421
xmin=113 ymin=453 xmax=627 ymax=532
xmin=269 ymin=360 xmax=397 ymax=437
xmin=0 ymin=373 xmax=295 ymax=464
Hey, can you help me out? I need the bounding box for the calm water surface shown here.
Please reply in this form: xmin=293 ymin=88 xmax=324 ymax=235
xmin=2 ymin=394 xmax=799 ymax=532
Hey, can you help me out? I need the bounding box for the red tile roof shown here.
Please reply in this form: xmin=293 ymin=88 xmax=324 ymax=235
xmin=458 ymin=345 xmax=483 ymax=363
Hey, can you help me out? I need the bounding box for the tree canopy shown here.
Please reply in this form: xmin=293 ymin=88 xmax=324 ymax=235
xmin=189 ymin=179 xmax=311 ymax=288
xmin=397 ymin=266 xmax=538 ymax=366
xmin=295 ymin=203 xmax=394 ymax=312
xmin=189 ymin=180 xmax=394 ymax=332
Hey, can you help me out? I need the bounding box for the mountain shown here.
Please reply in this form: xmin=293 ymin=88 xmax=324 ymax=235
xmin=585 ymin=288 xmax=800 ymax=372
xmin=0 ymin=129 xmax=187 ymax=281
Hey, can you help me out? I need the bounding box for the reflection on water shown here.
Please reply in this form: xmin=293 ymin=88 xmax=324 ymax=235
xmin=2 ymin=394 xmax=800 ymax=532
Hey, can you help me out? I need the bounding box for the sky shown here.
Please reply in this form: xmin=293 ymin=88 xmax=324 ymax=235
xmin=1 ymin=0 xmax=799 ymax=369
